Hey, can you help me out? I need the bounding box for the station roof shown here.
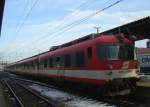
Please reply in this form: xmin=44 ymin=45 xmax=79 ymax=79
xmin=0 ymin=0 xmax=5 ymax=36
xmin=100 ymin=16 xmax=150 ymax=41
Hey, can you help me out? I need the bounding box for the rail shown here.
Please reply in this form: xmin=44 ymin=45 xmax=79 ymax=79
xmin=12 ymin=77 xmax=53 ymax=88
xmin=12 ymin=76 xmax=143 ymax=106
xmin=15 ymin=81 xmax=56 ymax=107
xmin=2 ymin=80 xmax=25 ymax=107
xmin=1 ymin=79 xmax=57 ymax=107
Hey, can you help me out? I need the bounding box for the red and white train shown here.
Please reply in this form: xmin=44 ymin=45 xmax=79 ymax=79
xmin=5 ymin=34 xmax=139 ymax=96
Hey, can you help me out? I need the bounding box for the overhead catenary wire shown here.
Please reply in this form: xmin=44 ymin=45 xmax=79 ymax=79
xmin=5 ymin=0 xmax=98 ymax=53
xmin=6 ymin=0 xmax=124 ymax=61
xmin=51 ymin=0 xmax=97 ymax=31
xmin=14 ymin=0 xmax=40 ymax=37
xmin=3 ymin=0 xmax=40 ymax=55
xmin=6 ymin=0 xmax=124 ymax=59
xmin=31 ymin=0 xmax=124 ymax=43
xmin=14 ymin=0 xmax=29 ymax=35
xmin=1 ymin=0 xmax=29 ymax=51
xmin=21 ymin=0 xmax=124 ymax=50
xmin=13 ymin=0 xmax=97 ymax=46
xmin=5 ymin=0 xmax=40 ymax=52
xmin=28 ymin=0 xmax=97 ymax=35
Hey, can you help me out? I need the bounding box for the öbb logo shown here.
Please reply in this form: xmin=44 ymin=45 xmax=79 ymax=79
xmin=142 ymin=57 xmax=150 ymax=63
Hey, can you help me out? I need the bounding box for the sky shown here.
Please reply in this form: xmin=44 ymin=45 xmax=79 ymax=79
xmin=0 ymin=0 xmax=150 ymax=62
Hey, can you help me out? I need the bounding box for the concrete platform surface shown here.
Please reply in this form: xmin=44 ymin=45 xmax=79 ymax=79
xmin=0 ymin=84 xmax=9 ymax=107
xmin=136 ymin=81 xmax=150 ymax=87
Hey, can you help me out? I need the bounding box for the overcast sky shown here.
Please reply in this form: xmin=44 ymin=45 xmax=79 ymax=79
xmin=0 ymin=0 xmax=150 ymax=62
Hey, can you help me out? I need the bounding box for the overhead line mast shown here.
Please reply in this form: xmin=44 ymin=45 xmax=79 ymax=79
xmin=94 ymin=26 xmax=101 ymax=34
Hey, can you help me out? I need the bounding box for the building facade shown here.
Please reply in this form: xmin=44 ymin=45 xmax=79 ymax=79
xmin=147 ymin=39 xmax=150 ymax=48
xmin=137 ymin=48 xmax=150 ymax=74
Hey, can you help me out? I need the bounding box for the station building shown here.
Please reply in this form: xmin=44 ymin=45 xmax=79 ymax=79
xmin=137 ymin=40 xmax=150 ymax=74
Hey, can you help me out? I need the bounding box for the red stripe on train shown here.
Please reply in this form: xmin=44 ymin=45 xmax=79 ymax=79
xmin=44 ymin=74 xmax=108 ymax=85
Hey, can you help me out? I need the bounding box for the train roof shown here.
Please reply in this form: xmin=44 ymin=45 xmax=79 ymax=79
xmin=49 ymin=33 xmax=133 ymax=51
xmin=39 ymin=34 xmax=133 ymax=60
xmin=49 ymin=33 xmax=96 ymax=51
xmin=12 ymin=33 xmax=97 ymax=65
xmin=11 ymin=34 xmax=132 ymax=65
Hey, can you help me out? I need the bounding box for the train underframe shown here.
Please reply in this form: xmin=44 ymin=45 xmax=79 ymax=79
xmin=99 ymin=78 xmax=137 ymax=96
xmin=6 ymin=70 xmax=138 ymax=97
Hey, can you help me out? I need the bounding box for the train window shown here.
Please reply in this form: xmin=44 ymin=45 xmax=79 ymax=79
xmin=87 ymin=47 xmax=92 ymax=59
xmin=30 ymin=62 xmax=34 ymax=68
xmin=119 ymin=46 xmax=134 ymax=60
xmin=33 ymin=62 xmax=36 ymax=69
xmin=40 ymin=60 xmax=44 ymax=69
xmin=23 ymin=64 xmax=25 ymax=69
xmin=32 ymin=62 xmax=34 ymax=68
xmin=64 ymin=54 xmax=71 ymax=67
xmin=24 ymin=64 xmax=26 ymax=69
xmin=48 ymin=58 xmax=53 ymax=67
xmin=27 ymin=63 xmax=30 ymax=69
xmin=44 ymin=60 xmax=47 ymax=68
xmin=56 ymin=57 xmax=60 ymax=62
xmin=36 ymin=61 xmax=39 ymax=69
xmin=39 ymin=61 xmax=42 ymax=69
xmin=26 ymin=64 xmax=28 ymax=69
xmin=55 ymin=56 xmax=64 ymax=67
xmin=97 ymin=45 xmax=119 ymax=60
xmin=75 ymin=51 xmax=85 ymax=67
xmin=96 ymin=45 xmax=134 ymax=60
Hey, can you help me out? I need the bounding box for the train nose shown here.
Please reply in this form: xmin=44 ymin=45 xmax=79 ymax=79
xmin=122 ymin=61 xmax=129 ymax=69
xmin=106 ymin=79 xmax=136 ymax=96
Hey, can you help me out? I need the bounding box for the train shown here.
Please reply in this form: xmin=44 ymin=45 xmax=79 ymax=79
xmin=5 ymin=33 xmax=139 ymax=96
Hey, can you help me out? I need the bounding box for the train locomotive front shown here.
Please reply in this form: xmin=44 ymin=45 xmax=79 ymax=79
xmin=92 ymin=35 xmax=139 ymax=96
xmin=5 ymin=34 xmax=139 ymax=96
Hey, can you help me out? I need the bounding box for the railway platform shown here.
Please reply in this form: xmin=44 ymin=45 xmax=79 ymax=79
xmin=137 ymin=74 xmax=150 ymax=88
xmin=135 ymin=75 xmax=150 ymax=99
xmin=0 ymin=84 xmax=9 ymax=107
xmin=137 ymin=81 xmax=150 ymax=87
xmin=0 ymin=71 xmax=9 ymax=107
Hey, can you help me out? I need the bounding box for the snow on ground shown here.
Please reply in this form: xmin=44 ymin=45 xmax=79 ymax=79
xmin=29 ymin=84 xmax=116 ymax=107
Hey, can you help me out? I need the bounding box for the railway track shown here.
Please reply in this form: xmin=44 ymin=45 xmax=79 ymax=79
xmin=0 ymin=73 xmax=148 ymax=107
xmin=12 ymin=77 xmax=56 ymax=89
xmin=1 ymin=79 xmax=56 ymax=107
xmin=10 ymin=76 xmax=145 ymax=107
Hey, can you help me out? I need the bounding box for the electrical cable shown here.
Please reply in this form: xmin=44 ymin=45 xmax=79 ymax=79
xmin=6 ymin=0 xmax=124 ymax=61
